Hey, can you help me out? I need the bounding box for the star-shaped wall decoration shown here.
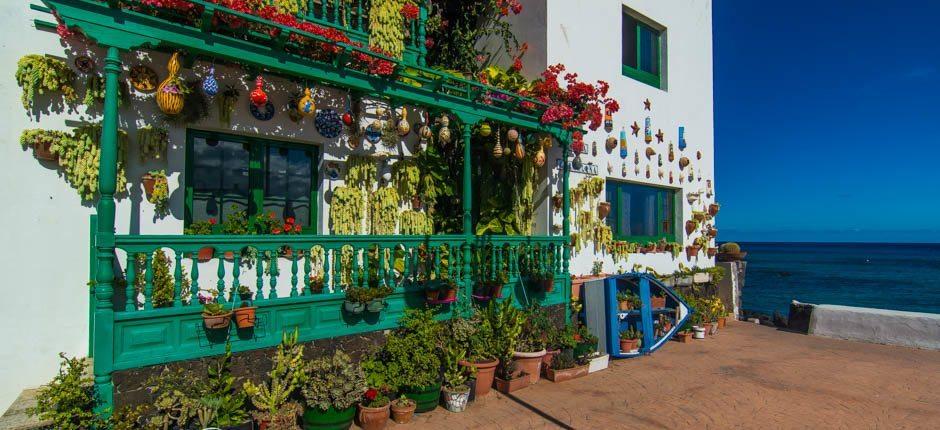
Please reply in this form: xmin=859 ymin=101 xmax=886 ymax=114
xmin=630 ymin=121 xmax=640 ymax=136
xmin=643 ymin=98 xmax=651 ymax=110
xmin=655 ymin=129 xmax=664 ymax=143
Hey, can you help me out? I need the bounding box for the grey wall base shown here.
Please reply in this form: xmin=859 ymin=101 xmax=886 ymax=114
xmin=717 ymin=261 xmax=745 ymax=317
xmin=790 ymin=301 xmax=940 ymax=350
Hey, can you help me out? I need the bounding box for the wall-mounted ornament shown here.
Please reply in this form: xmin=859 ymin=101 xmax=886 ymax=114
xmin=129 ymin=65 xmax=158 ymax=93
xmin=697 ymin=169 xmax=703 ymax=181
xmin=687 ymin=191 xmax=701 ymax=205
xmin=315 ymin=109 xmax=342 ymax=138
xmin=643 ymin=98 xmax=651 ymax=110
xmin=679 ymin=174 xmax=685 ymax=183
xmin=608 ymin=162 xmax=613 ymax=174
xmin=365 ymin=121 xmax=383 ymax=144
xmin=604 ymin=110 xmax=614 ymax=133
xmin=635 ymin=166 xmax=640 ymax=176
xmin=74 ymin=56 xmax=94 ymax=73
xmin=250 ymin=76 xmax=268 ymax=107
xmin=606 ymin=136 xmax=617 ymax=153
xmin=696 ymin=150 xmax=702 ymax=160
xmin=668 ymin=143 xmax=675 ymax=162
xmin=325 ymin=161 xmax=341 ymax=180
xmin=513 ymin=140 xmax=526 ymax=160
xmin=619 ymin=126 xmax=628 ymax=158
xmin=669 ymin=171 xmax=674 ymax=184
xmin=572 ymin=153 xmax=584 ymax=170
xmin=492 ymin=129 xmax=503 ymax=158
xmin=645 ymin=165 xmax=651 ymax=178
xmin=644 ymin=117 xmax=652 ymax=143
xmin=438 ymin=115 xmax=452 ymax=144
xmin=479 ymin=122 xmax=492 ymax=137
xmin=634 ymin=150 xmax=640 ymax=165
xmin=688 ymin=170 xmax=695 ymax=182
xmin=645 ymin=147 xmax=656 ymax=159
xmin=657 ymin=154 xmax=663 ymax=167
xmin=621 ymin=162 xmax=627 ymax=177
xmin=155 ymin=53 xmax=185 ymax=115
xmin=679 ymin=156 xmax=690 ymax=169
xmin=249 ymin=101 xmax=274 ymax=121
xmin=631 ymin=121 xmax=640 ymax=137
xmin=202 ymin=66 xmax=219 ymax=98
xmin=297 ymin=87 xmax=315 ymax=117
xmin=655 ymin=129 xmax=664 ymax=144
xmin=396 ymin=106 xmax=411 ymax=136
xmin=706 ymin=180 xmax=714 ymax=197
xmin=591 ymin=140 xmax=598 ymax=157
xmin=678 ymin=126 xmax=687 ymax=151
xmin=658 ymin=168 xmax=664 ymax=179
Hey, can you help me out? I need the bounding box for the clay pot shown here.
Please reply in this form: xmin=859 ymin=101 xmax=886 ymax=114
xmin=618 ymin=301 xmax=633 ymax=312
xmin=198 ymin=246 xmax=216 ymax=262
xmin=552 ymin=195 xmax=563 ymax=211
xmin=494 ymin=376 xmax=527 ymax=394
xmin=679 ymin=157 xmax=690 ymax=169
xmin=442 ymin=287 xmax=458 ymax=301
xmin=512 ymin=350 xmax=546 ymax=385
xmin=390 ymin=400 xmax=416 ymax=424
xmin=356 ymin=403 xmax=390 ymax=430
xmin=707 ymin=248 xmax=718 ymax=257
xmin=32 ymin=139 xmax=57 ymax=161
xmin=425 ymin=289 xmax=440 ymax=301
xmin=686 ymin=246 xmax=701 ymax=259
xmin=234 ymin=306 xmax=256 ymax=329
xmin=545 ymin=364 xmax=588 ymax=383
xmin=597 ymin=202 xmax=611 ymax=220
xmin=650 ymin=296 xmax=666 ymax=309
xmin=490 ymin=283 xmax=504 ymax=298
xmin=708 ymin=203 xmax=720 ymax=216
xmin=707 ymin=228 xmax=718 ymax=238
xmin=717 ymin=316 xmax=727 ymax=329
xmin=541 ymin=279 xmax=554 ymax=292
xmin=142 ymin=173 xmax=157 ymax=197
xmin=685 ymin=220 xmax=697 ymax=235
xmin=619 ymin=338 xmax=640 ymax=352
xmin=675 ymin=332 xmax=693 ymax=343
xmin=541 ymin=349 xmax=560 ymax=369
xmin=459 ymin=358 xmax=499 ymax=398
xmin=203 ymin=312 xmax=232 ymax=330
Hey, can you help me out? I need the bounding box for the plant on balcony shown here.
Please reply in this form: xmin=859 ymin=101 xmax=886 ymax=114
xmin=390 ymin=395 xmax=416 ymax=424
xmin=400 ymin=209 xmax=433 ymax=235
xmin=137 ymin=125 xmax=168 ymax=162
xmin=15 ymin=54 xmax=76 ymax=110
xmin=221 ymin=208 xmax=250 ymax=235
xmin=368 ymin=0 xmax=412 ymax=59
xmin=369 ymin=186 xmax=399 ymax=235
xmin=200 ymin=289 xmax=232 ymax=329
xmin=391 ymin=159 xmax=421 ymax=203
xmin=143 ymin=169 xmax=170 ymax=217
xmin=617 ymin=291 xmax=641 ymax=311
xmin=330 ymin=186 xmax=365 ymax=235
xmin=301 ymin=350 xmax=366 ymax=429
xmin=425 ymin=0 xmax=525 ymax=75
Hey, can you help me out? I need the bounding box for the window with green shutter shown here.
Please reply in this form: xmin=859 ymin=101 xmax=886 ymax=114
xmin=606 ymin=180 xmax=677 ymax=242
xmin=622 ymin=9 xmax=664 ymax=89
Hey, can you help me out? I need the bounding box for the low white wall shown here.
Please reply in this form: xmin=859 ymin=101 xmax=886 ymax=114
xmin=809 ymin=305 xmax=940 ymax=350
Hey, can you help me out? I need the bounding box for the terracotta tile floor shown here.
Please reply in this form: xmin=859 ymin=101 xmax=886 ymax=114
xmin=392 ymin=322 xmax=940 ymax=429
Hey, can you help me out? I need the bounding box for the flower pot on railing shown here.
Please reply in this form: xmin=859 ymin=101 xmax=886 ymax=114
xmin=198 ymin=246 xmax=215 ymax=262
xmin=366 ymin=299 xmax=386 ymax=313
xmin=425 ymin=287 xmax=440 ymax=301
xmin=344 ymin=300 xmax=365 ymax=314
xmin=618 ymin=300 xmax=634 ymax=312
xmin=203 ymin=311 xmax=232 ymax=330
xmin=490 ymin=283 xmax=505 ymax=299
xmin=650 ymin=296 xmax=666 ymax=309
xmin=707 ymin=228 xmax=718 ymax=238
xmin=441 ymin=287 xmax=458 ymax=301
xmin=597 ymin=201 xmax=611 ymax=219
xmin=234 ymin=303 xmax=256 ymax=329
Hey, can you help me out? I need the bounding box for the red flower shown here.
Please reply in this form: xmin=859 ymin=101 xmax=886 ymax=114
xmin=511 ymin=58 xmax=523 ymax=72
xmin=400 ymin=3 xmax=419 ymax=21
xmin=424 ymin=37 xmax=434 ymax=49
xmin=268 ymin=212 xmax=276 ymax=219
xmin=208 ymin=218 xmax=217 ymax=225
xmin=294 ymin=224 xmax=302 ymax=233
xmin=285 ymin=217 xmax=295 ymax=225
xmin=272 ymin=227 xmax=282 ymax=235
xmin=365 ymin=388 xmax=378 ymax=401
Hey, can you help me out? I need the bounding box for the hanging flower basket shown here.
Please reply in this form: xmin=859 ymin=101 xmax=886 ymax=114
xmin=32 ymin=139 xmax=57 ymax=161
xmin=202 ymin=311 xmax=232 ymax=330
xmin=425 ymin=286 xmax=440 ymax=301
xmin=366 ymin=299 xmax=386 ymax=313
xmin=597 ymin=202 xmax=611 ymax=219
xmin=344 ymin=300 xmax=365 ymax=314
xmin=141 ymin=173 xmax=158 ymax=198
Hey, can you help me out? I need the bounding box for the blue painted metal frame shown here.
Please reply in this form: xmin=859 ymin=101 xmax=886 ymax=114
xmin=603 ymin=272 xmax=693 ymax=358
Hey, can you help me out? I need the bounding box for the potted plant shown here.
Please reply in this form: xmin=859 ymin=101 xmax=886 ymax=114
xmin=343 ymin=287 xmax=367 ymax=314
xmin=619 ymin=327 xmax=643 ymax=353
xmin=675 ymin=320 xmax=694 ymax=343
xmin=717 ymin=242 xmax=747 ymax=262
xmin=243 ymin=331 xmax=306 ymax=430
xmin=692 ymin=211 xmax=707 ymax=222
xmin=389 ymin=396 xmax=416 ymax=424
xmin=486 ymin=271 xmax=509 ymax=298
xmin=707 ymin=247 xmax=718 ymax=257
xmin=685 ymin=244 xmax=701 ymax=259
xmin=650 ymin=292 xmax=667 ymax=309
xmin=493 ymin=360 xmax=528 ymax=394
xmin=441 ymin=342 xmax=472 ymax=413
xmin=365 ymin=284 xmax=393 ymax=313
xmin=199 ymin=290 xmax=232 ymax=330
xmin=236 ymin=285 xmax=253 ymax=301
xmin=597 ymin=201 xmax=611 ymax=219
xmin=543 ymin=325 xmax=578 ymax=370
xmin=301 ymin=351 xmax=366 ymax=430
xmin=514 ymin=309 xmax=548 ymax=385
xmin=708 ymin=203 xmax=720 ymax=216
xmin=424 ymin=281 xmax=440 ymax=301
xmin=356 ymin=388 xmax=389 ymax=430
xmin=440 ymin=279 xmax=459 ymax=301
xmin=453 ymin=317 xmax=500 ymax=399
xmin=617 ymin=291 xmax=638 ymax=311
xmin=234 ymin=299 xmax=257 ymax=330
xmin=685 ymin=219 xmax=699 ymax=235
xmin=309 ymin=275 xmax=325 ymax=294
xmin=572 ymin=324 xmax=598 ymax=359
xmin=706 ymin=226 xmax=718 ymax=238
xmin=374 ymin=309 xmax=443 ymax=413
xmin=545 ymin=350 xmax=589 ymax=383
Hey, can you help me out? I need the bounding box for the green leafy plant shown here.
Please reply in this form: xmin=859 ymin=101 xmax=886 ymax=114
xmin=185 ymin=218 xmax=215 ymax=235
xmin=192 ymin=347 xmax=249 ymax=428
xmin=620 ymin=326 xmax=642 ymax=340
xmin=28 ymin=353 xmax=102 ymax=430
xmin=15 ymin=54 xmax=77 ymax=109
xmin=146 ymin=169 xmax=170 ymax=217
xmin=378 ymin=309 xmax=443 ymax=390
xmin=137 ymin=125 xmax=168 ymax=162
xmin=478 ymin=296 xmax=525 ymax=366
xmin=301 ymin=350 xmax=367 ymax=411
xmin=243 ymin=330 xmax=305 ymax=428
xmin=442 ymin=340 xmax=472 ymax=391
xmin=550 ymin=350 xmax=577 ymax=371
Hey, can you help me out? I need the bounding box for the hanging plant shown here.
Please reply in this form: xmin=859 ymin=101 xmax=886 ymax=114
xmin=330 ymin=186 xmax=365 ymax=235
xmin=391 ymin=159 xmax=420 ymax=203
xmin=202 ymin=66 xmax=218 ymax=97
xmin=400 ymin=210 xmax=433 ymax=235
xmin=165 ymin=80 xmax=208 ymax=125
xmin=21 ymin=124 xmax=128 ymax=201
xmin=155 ymin=53 xmax=188 ymax=115
xmin=369 ymin=186 xmax=400 ymax=235
xmin=137 ymin=125 xmax=168 ymax=162
xmin=346 ymin=155 xmax=377 ymax=190
xmin=15 ymin=54 xmax=77 ymax=110
xmin=128 ymin=65 xmax=158 ymax=93
xmin=143 ymin=169 xmax=170 ymax=217
xmin=368 ymin=0 xmax=409 ymax=59
xmin=217 ymin=85 xmax=240 ymax=127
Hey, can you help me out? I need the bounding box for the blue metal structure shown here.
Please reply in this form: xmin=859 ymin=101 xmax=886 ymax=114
xmin=602 ymin=273 xmax=693 ymax=358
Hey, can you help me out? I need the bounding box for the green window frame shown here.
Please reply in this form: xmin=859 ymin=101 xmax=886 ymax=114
xmin=606 ymin=180 xmax=678 ymax=243
xmin=184 ymin=129 xmax=320 ymax=234
xmin=621 ymin=9 xmax=663 ymax=89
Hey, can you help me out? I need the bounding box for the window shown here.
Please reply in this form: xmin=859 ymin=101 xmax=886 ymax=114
xmin=606 ymin=181 xmax=677 ymax=242
xmin=185 ymin=130 xmax=319 ymax=233
xmin=622 ymin=9 xmax=663 ymax=89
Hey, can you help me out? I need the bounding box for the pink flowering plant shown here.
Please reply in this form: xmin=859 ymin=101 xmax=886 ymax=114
xmin=199 ymin=289 xmax=229 ymax=316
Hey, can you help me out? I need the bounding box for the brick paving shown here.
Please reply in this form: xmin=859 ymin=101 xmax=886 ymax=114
xmin=393 ymin=321 xmax=940 ymax=429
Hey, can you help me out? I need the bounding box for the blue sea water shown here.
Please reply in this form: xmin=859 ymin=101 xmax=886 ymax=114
xmin=737 ymin=242 xmax=940 ymax=317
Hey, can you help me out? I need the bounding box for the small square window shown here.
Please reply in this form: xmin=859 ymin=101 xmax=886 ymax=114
xmin=622 ymin=9 xmax=664 ymax=89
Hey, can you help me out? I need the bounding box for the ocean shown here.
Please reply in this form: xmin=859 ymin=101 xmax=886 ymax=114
xmin=736 ymin=242 xmax=940 ymax=317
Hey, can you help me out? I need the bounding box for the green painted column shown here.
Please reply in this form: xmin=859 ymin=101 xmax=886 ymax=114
xmin=417 ymin=5 xmax=428 ymax=67
xmin=561 ymin=132 xmax=572 ymax=324
xmin=92 ymin=46 xmax=121 ymax=417
xmin=461 ymin=124 xmax=473 ymax=316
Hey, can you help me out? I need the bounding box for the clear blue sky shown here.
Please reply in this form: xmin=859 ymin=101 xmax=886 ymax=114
xmin=714 ymin=0 xmax=940 ymax=243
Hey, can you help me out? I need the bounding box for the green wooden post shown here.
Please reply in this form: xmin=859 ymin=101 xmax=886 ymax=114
xmin=92 ymin=45 xmax=121 ymax=418
xmin=417 ymin=5 xmax=427 ymax=67
xmin=461 ymin=124 xmax=473 ymax=315
xmin=560 ymin=131 xmax=572 ymax=324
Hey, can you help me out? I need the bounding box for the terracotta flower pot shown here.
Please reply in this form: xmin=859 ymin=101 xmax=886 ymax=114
xmin=198 ymin=246 xmax=216 ymax=262
xmin=708 ymin=204 xmax=720 ymax=216
xmin=685 ymin=220 xmax=697 ymax=235
xmin=512 ymin=350 xmax=546 ymax=385
xmin=707 ymin=247 xmax=718 ymax=257
xmin=390 ymin=401 xmax=416 ymax=424
xmin=442 ymin=287 xmax=458 ymax=301
xmin=494 ymin=376 xmax=527 ymax=394
xmin=141 ymin=174 xmax=157 ymax=198
xmin=411 ymin=195 xmax=423 ymax=210
xmin=685 ymin=246 xmax=701 ymax=259
xmin=541 ymin=349 xmax=560 ymax=369
xmin=541 ymin=279 xmax=554 ymax=292
xmin=425 ymin=289 xmax=440 ymax=301
xmin=618 ymin=301 xmax=633 ymax=312
xmin=356 ymin=403 xmax=390 ymax=430
xmin=33 ymin=139 xmax=57 ymax=161
xmin=234 ymin=306 xmax=256 ymax=329
xmin=703 ymin=323 xmax=714 ymax=335
xmin=650 ymin=296 xmax=667 ymax=309
xmin=675 ymin=332 xmax=693 ymax=343
xmin=459 ymin=358 xmax=498 ymax=398
xmin=619 ymin=338 xmax=640 ymax=352
xmin=203 ymin=312 xmax=232 ymax=330
xmin=545 ymin=364 xmax=588 ymax=383
xmin=552 ymin=195 xmax=563 ymax=212
xmin=717 ymin=316 xmax=727 ymax=329
xmin=597 ymin=201 xmax=611 ymax=219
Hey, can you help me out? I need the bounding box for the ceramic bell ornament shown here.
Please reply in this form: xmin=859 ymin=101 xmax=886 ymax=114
xmin=669 ymin=171 xmax=674 ymax=184
xmin=679 ymin=174 xmax=685 ymax=184
xmin=604 ymin=109 xmax=614 ymax=133
xmin=619 ymin=126 xmax=628 ymax=158
xmin=607 ymin=162 xmax=613 ymax=174
xmin=479 ymin=122 xmax=492 ymax=137
xmin=635 ymin=166 xmax=640 ymax=176
xmin=697 ymin=169 xmax=703 ymax=181
xmin=156 ymin=52 xmax=185 ymax=115
xmin=438 ymin=115 xmax=452 ymax=144
xmin=657 ymin=154 xmax=663 ymax=167
xmin=202 ymin=66 xmax=219 ymax=98
xmin=644 ymin=117 xmax=652 ymax=143
xmin=492 ymin=128 xmax=503 ymax=158
xmin=697 ymin=150 xmax=702 ymax=160
xmin=634 ymin=150 xmax=640 ymax=165
xmin=297 ymin=87 xmax=316 ymax=117
xmin=397 ymin=106 xmax=411 ymax=136
xmin=342 ymin=95 xmax=355 ymax=126
xmin=668 ymin=143 xmax=675 ymax=162
xmin=645 ymin=165 xmax=651 ymax=178
xmin=658 ymin=168 xmax=664 ymax=179
xmin=381 ymin=160 xmax=393 ymax=183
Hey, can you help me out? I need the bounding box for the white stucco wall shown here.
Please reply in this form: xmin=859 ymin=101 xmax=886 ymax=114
xmin=535 ymin=0 xmax=716 ymax=276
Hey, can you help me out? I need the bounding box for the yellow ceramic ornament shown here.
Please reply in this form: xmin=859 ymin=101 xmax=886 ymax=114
xmin=297 ymin=87 xmax=315 ymax=117
xmin=479 ymin=122 xmax=492 ymax=137
xmin=397 ymin=106 xmax=411 ymax=136
xmin=156 ymin=52 xmax=185 ymax=115
xmin=534 ymin=146 xmax=546 ymax=167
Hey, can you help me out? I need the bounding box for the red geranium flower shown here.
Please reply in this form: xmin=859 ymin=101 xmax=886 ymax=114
xmin=294 ymin=224 xmax=302 ymax=233
xmin=511 ymin=58 xmax=523 ymax=72
xmin=365 ymin=388 xmax=378 ymax=401
xmin=272 ymin=227 xmax=282 ymax=235
xmin=208 ymin=218 xmax=217 ymax=225
xmin=285 ymin=217 xmax=295 ymax=225
xmin=400 ymin=3 xmax=419 ymax=21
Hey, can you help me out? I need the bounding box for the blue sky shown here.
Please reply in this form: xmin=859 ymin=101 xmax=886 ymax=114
xmin=713 ymin=0 xmax=940 ymax=243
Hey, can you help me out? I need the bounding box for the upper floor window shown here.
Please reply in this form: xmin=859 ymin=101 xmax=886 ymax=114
xmin=622 ymin=9 xmax=664 ymax=89
xmin=185 ymin=130 xmax=319 ymax=233
xmin=606 ymin=181 xmax=677 ymax=242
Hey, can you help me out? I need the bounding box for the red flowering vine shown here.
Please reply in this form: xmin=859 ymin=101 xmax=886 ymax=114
xmin=526 ymin=64 xmax=620 ymax=130
xmin=401 ymin=3 xmax=420 ymax=21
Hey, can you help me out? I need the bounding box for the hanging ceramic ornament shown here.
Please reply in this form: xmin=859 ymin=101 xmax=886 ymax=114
xmin=604 ymin=110 xmax=614 ymax=133
xmin=658 ymin=168 xmax=664 ymax=179
xmin=634 ymin=150 xmax=640 ymax=165
xmin=644 ymin=117 xmax=652 ymax=143
xmin=250 ymin=101 xmax=275 ymax=121
xmin=635 ymin=166 xmax=640 ymax=176
xmin=479 ymin=122 xmax=492 ymax=137
xmin=621 ymin=162 xmax=627 ymax=177
xmin=572 ymin=153 xmax=584 ymax=170
xmin=679 ymin=174 xmax=685 ymax=184
xmin=678 ymin=126 xmax=687 ymax=151
xmin=696 ymin=150 xmax=702 ymax=160
xmin=365 ymin=120 xmax=383 ymax=144
xmin=297 ymin=87 xmax=316 ymax=117
xmin=607 ymin=162 xmax=613 ymax=174
xmin=156 ymin=53 xmax=185 ymax=115
xmin=606 ymin=136 xmax=617 ymax=153
xmin=438 ymin=115 xmax=452 ymax=144
xmin=397 ymin=106 xmax=411 ymax=136
xmin=689 ymin=170 xmax=695 ymax=182
xmin=668 ymin=143 xmax=675 ymax=162
xmin=250 ymin=76 xmax=268 ymax=107
xmin=202 ymin=66 xmax=219 ymax=98
xmin=657 ymin=154 xmax=663 ymax=167
xmin=492 ymin=129 xmax=503 ymax=158
xmin=669 ymin=171 xmax=674 ymax=184
xmin=645 ymin=165 xmax=651 ymax=178
xmin=129 ymin=65 xmax=158 ymax=93
xmin=534 ymin=146 xmax=546 ymax=167
xmin=698 ymin=169 xmax=703 ymax=181
xmin=645 ymin=147 xmax=656 ymax=159
xmin=590 ymin=140 xmax=597 ymax=157
xmin=679 ymin=156 xmax=690 ymax=169
xmin=315 ymin=109 xmax=343 ymax=138
xmin=619 ymin=126 xmax=628 ymax=158
xmin=540 ymin=134 xmax=553 ymax=149
xmin=507 ymin=128 xmax=520 ymax=144
xmin=513 ymin=140 xmax=526 ymax=160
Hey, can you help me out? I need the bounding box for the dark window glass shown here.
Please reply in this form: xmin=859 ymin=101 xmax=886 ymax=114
xmin=639 ymin=24 xmax=658 ymax=74
xmin=191 ymin=137 xmax=249 ymax=223
xmin=264 ymin=146 xmax=313 ymax=228
xmin=608 ymin=181 xmax=676 ymax=240
xmin=622 ymin=13 xmax=638 ymax=68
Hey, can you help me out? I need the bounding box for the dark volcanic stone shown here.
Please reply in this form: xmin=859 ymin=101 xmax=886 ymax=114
xmin=787 ymin=301 xmax=815 ymax=334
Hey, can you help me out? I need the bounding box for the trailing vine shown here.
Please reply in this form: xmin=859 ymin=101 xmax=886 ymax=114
xmin=400 ymin=210 xmax=433 ymax=235
xmin=345 ymin=155 xmax=377 ymax=191
xmin=391 ymin=159 xmax=420 ymax=203
xmin=147 ymin=169 xmax=170 ymax=217
xmin=15 ymin=54 xmax=77 ymax=110
xmin=137 ymin=125 xmax=168 ymax=162
xmin=20 ymin=124 xmax=128 ymax=201
xmin=369 ymin=0 xmax=409 ymax=59
xmin=369 ymin=186 xmax=399 ymax=235
xmin=330 ymin=186 xmax=364 ymax=235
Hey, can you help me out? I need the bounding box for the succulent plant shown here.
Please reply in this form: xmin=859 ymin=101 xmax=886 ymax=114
xmin=301 ymin=351 xmax=366 ymax=411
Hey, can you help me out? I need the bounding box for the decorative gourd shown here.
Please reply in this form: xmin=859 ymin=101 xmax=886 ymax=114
xmin=297 ymin=87 xmax=315 ymax=116
xmin=396 ymin=106 xmax=411 ymax=136
xmin=679 ymin=157 xmax=690 ymax=169
xmin=534 ymin=146 xmax=546 ymax=167
xmin=479 ymin=122 xmax=492 ymax=137
xmin=438 ymin=125 xmax=451 ymax=144
xmin=155 ymin=53 xmax=185 ymax=115
xmin=507 ymin=128 xmax=519 ymax=143
xmin=250 ymin=76 xmax=268 ymax=107
xmin=202 ymin=66 xmax=218 ymax=97
xmin=513 ymin=141 xmax=525 ymax=160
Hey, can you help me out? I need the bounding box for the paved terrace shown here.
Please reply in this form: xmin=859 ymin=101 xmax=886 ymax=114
xmin=404 ymin=322 xmax=940 ymax=429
